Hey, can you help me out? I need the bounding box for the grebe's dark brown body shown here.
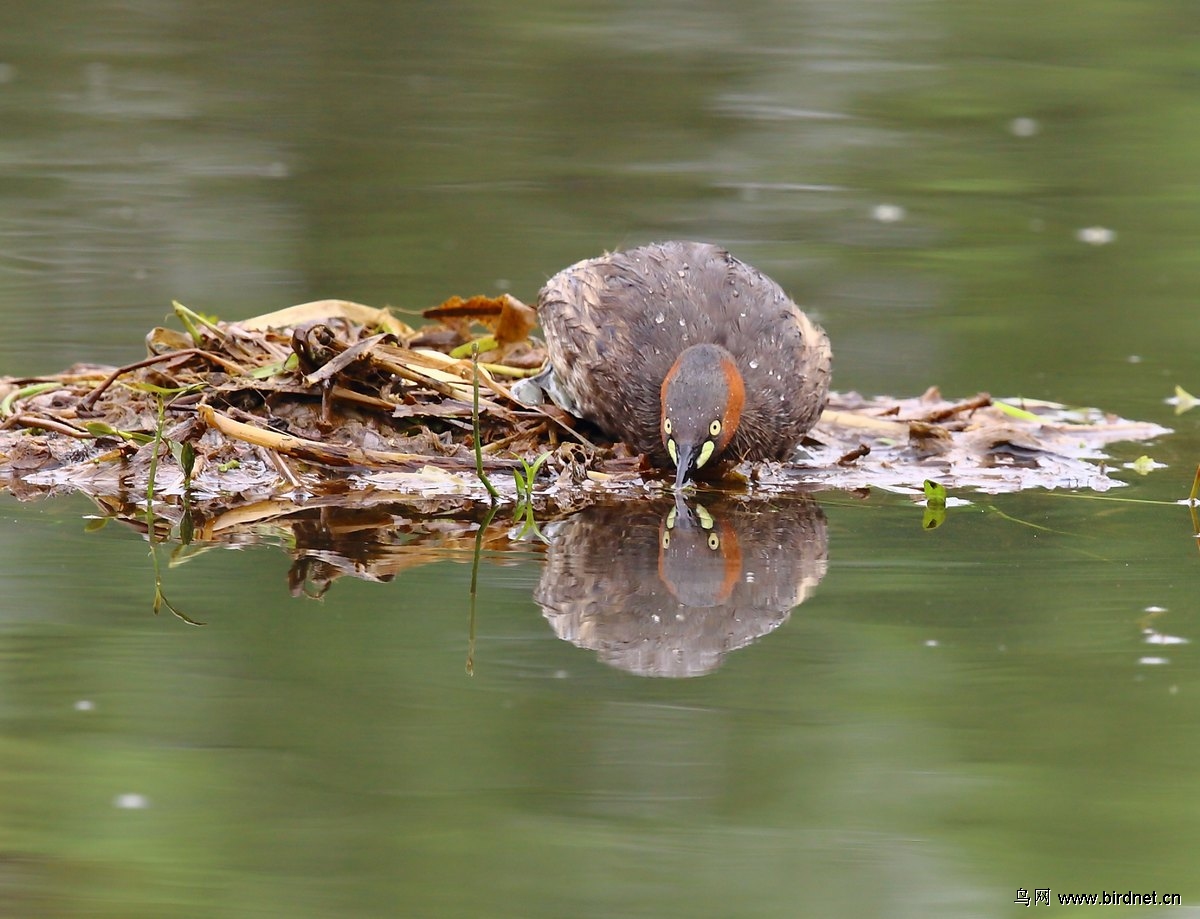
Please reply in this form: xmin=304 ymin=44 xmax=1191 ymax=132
xmin=532 ymin=241 xmax=832 ymax=485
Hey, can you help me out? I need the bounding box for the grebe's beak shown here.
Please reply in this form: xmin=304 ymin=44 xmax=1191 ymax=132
xmin=673 ymin=440 xmax=700 ymax=490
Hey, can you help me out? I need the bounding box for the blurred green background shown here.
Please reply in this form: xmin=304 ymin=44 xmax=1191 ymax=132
xmin=0 ymin=1 xmax=1197 ymax=916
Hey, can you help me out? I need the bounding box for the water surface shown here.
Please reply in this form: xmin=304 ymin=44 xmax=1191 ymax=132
xmin=1 ymin=1 xmax=1198 ymax=916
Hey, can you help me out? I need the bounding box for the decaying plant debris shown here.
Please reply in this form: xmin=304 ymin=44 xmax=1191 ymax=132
xmin=0 ymin=297 xmax=1173 ymax=520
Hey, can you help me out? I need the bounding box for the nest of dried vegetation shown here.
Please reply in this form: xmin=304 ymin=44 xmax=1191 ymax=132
xmin=0 ymin=296 xmax=1170 ymax=515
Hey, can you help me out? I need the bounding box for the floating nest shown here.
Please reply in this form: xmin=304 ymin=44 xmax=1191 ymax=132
xmin=0 ymin=296 xmax=1172 ymax=513
xmin=0 ymin=296 xmax=1174 ymax=618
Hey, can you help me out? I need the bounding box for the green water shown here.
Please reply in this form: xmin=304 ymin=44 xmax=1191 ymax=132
xmin=1 ymin=1 xmax=1198 ymax=916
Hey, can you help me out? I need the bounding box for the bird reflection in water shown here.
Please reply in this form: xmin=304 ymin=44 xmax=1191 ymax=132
xmin=536 ymin=494 xmax=827 ymax=677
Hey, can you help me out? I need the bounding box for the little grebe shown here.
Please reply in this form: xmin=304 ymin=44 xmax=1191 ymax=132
xmin=523 ymin=240 xmax=831 ymax=488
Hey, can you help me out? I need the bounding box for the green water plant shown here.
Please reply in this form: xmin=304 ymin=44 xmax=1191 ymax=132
xmin=514 ymin=451 xmax=551 ymax=503
xmin=470 ymin=343 xmax=500 ymax=503
xmin=1174 ymin=385 xmax=1197 ymax=415
xmin=466 ymin=501 xmax=499 ymax=677
xmin=512 ymin=451 xmax=551 ymax=541
xmin=992 ymin=399 xmax=1041 ymax=422
xmin=143 ymin=394 xmax=203 ymax=626
xmin=172 ymin=300 xmax=225 ymax=345
xmin=922 ymin=479 xmax=947 ymax=531
xmin=0 ymin=382 xmax=60 ymax=418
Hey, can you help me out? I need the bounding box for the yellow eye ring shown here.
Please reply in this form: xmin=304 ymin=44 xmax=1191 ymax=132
xmin=663 ymin=417 xmax=673 ymax=435
xmin=709 ymin=419 xmax=721 ymax=437
xmin=707 ymin=533 xmax=720 ymax=550
xmin=661 ymin=531 xmax=671 ymax=549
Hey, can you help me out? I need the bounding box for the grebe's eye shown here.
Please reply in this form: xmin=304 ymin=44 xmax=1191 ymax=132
xmin=709 ymin=419 xmax=721 ymax=438
xmin=661 ymin=531 xmax=671 ymax=549
xmin=707 ymin=533 xmax=720 ymax=551
xmin=663 ymin=417 xmax=673 ymax=435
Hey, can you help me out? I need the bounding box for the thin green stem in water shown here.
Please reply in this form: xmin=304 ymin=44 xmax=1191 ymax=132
xmin=471 ymin=343 xmax=500 ymax=503
xmin=467 ymin=502 xmax=499 ymax=675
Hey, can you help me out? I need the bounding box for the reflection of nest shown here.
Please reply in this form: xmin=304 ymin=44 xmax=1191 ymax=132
xmin=75 ymin=489 xmax=534 ymax=601
xmin=537 ymin=496 xmax=828 ymax=677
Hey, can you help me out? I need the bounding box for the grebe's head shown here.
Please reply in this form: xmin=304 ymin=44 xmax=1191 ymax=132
xmin=660 ymin=344 xmax=744 ymax=489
